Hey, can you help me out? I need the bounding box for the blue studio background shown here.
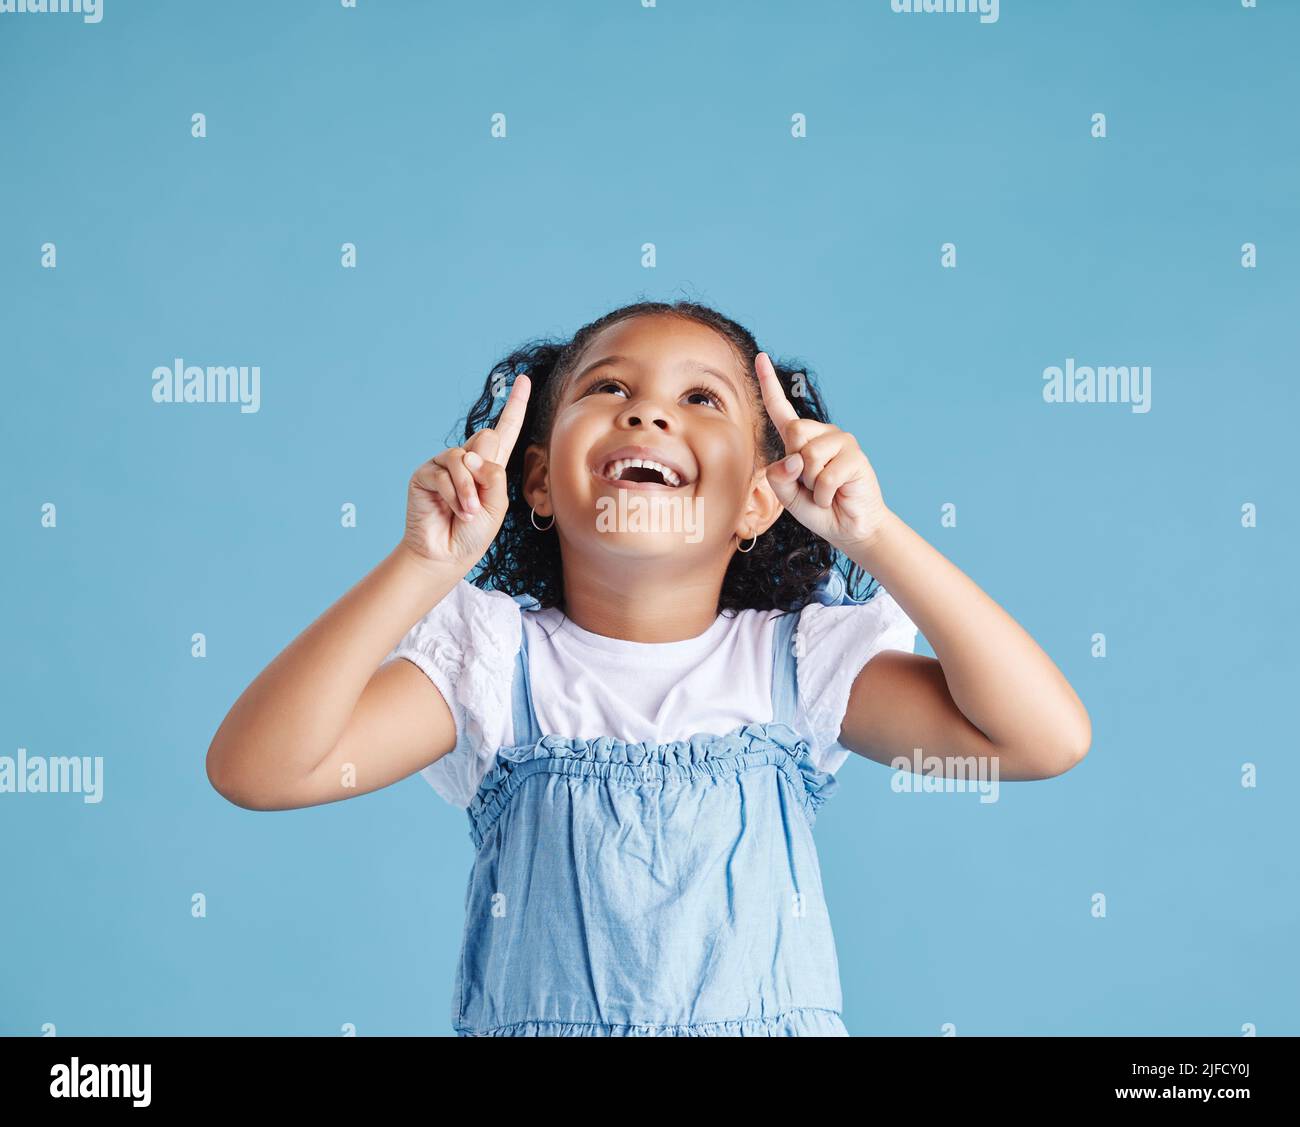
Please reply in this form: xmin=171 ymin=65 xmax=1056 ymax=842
xmin=2 ymin=0 xmax=1297 ymax=1036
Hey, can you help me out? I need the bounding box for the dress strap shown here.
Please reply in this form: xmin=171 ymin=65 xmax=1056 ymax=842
xmin=769 ymin=609 xmax=801 ymax=729
xmin=509 ymin=613 xmax=543 ymax=748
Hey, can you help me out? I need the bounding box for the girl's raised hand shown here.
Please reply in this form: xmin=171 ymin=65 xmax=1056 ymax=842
xmin=402 ymin=374 xmax=531 ymax=571
xmin=756 ymin=353 xmax=890 ymax=554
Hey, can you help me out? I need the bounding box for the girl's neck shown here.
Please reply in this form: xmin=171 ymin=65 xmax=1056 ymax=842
xmin=559 ymin=552 xmax=730 ymax=643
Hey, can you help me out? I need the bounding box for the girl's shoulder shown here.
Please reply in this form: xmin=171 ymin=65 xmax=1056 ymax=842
xmin=791 ymin=572 xmax=920 ymax=774
xmin=390 ymin=578 xmax=527 ymax=661
xmin=380 ymin=579 xmax=527 ymax=808
xmin=794 ymin=579 xmax=917 ymax=680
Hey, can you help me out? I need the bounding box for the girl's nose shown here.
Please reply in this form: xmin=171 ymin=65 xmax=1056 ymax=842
xmin=617 ymin=402 xmax=672 ymax=431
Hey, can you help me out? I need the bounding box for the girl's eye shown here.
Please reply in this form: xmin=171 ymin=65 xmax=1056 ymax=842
xmin=684 ymin=387 xmax=723 ymax=409
xmin=584 ymin=379 xmax=722 ymax=410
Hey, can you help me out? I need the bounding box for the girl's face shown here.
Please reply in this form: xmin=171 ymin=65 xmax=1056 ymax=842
xmin=523 ymin=314 xmax=782 ymax=565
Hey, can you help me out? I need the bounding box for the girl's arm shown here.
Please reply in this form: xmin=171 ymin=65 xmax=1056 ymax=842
xmin=838 ymin=512 xmax=1091 ymax=780
xmin=206 ymin=376 xmax=532 ymax=811
xmin=754 ymin=353 xmax=1088 ymax=781
xmin=205 ymin=546 xmax=465 ymax=810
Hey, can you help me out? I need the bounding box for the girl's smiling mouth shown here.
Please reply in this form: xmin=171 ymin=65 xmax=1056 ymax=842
xmin=590 ymin=445 xmax=694 ymax=490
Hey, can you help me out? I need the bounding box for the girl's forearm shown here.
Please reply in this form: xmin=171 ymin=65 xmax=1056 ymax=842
xmin=842 ymin=510 xmax=1091 ymax=763
xmin=206 ymin=543 xmax=465 ymax=793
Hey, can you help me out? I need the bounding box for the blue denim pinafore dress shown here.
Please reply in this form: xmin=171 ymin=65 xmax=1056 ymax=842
xmin=451 ymin=607 xmax=848 ymax=1036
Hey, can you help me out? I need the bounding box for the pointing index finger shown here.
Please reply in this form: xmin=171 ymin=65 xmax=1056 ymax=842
xmin=487 ymin=373 xmax=531 ymax=464
xmin=756 ymin=352 xmax=799 ymax=450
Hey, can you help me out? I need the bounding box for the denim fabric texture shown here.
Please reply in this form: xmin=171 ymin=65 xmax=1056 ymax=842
xmin=450 ymin=588 xmax=851 ymax=1037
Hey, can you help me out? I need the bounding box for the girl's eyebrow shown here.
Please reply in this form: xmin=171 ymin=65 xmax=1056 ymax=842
xmin=573 ymin=355 xmax=744 ymax=400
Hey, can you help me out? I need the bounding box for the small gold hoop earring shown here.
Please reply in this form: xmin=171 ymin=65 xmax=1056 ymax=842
xmin=736 ymin=534 xmax=757 ymax=554
xmin=530 ymin=506 xmax=555 ymax=531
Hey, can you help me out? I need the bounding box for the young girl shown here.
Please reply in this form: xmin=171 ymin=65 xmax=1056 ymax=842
xmin=206 ymin=301 xmax=1091 ymax=1037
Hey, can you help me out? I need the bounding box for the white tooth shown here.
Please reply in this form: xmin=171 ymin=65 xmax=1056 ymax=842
xmin=601 ymin=456 xmax=685 ymax=484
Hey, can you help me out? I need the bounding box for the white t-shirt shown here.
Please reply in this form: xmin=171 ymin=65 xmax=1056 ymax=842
xmin=380 ymin=579 xmax=919 ymax=809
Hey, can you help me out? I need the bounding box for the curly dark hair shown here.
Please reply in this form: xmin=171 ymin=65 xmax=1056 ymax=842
xmin=452 ymin=299 xmax=879 ymax=616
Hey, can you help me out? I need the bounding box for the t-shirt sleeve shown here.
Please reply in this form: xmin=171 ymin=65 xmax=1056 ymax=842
xmin=794 ymin=585 xmax=919 ymax=775
xmin=378 ymin=579 xmax=523 ymax=808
